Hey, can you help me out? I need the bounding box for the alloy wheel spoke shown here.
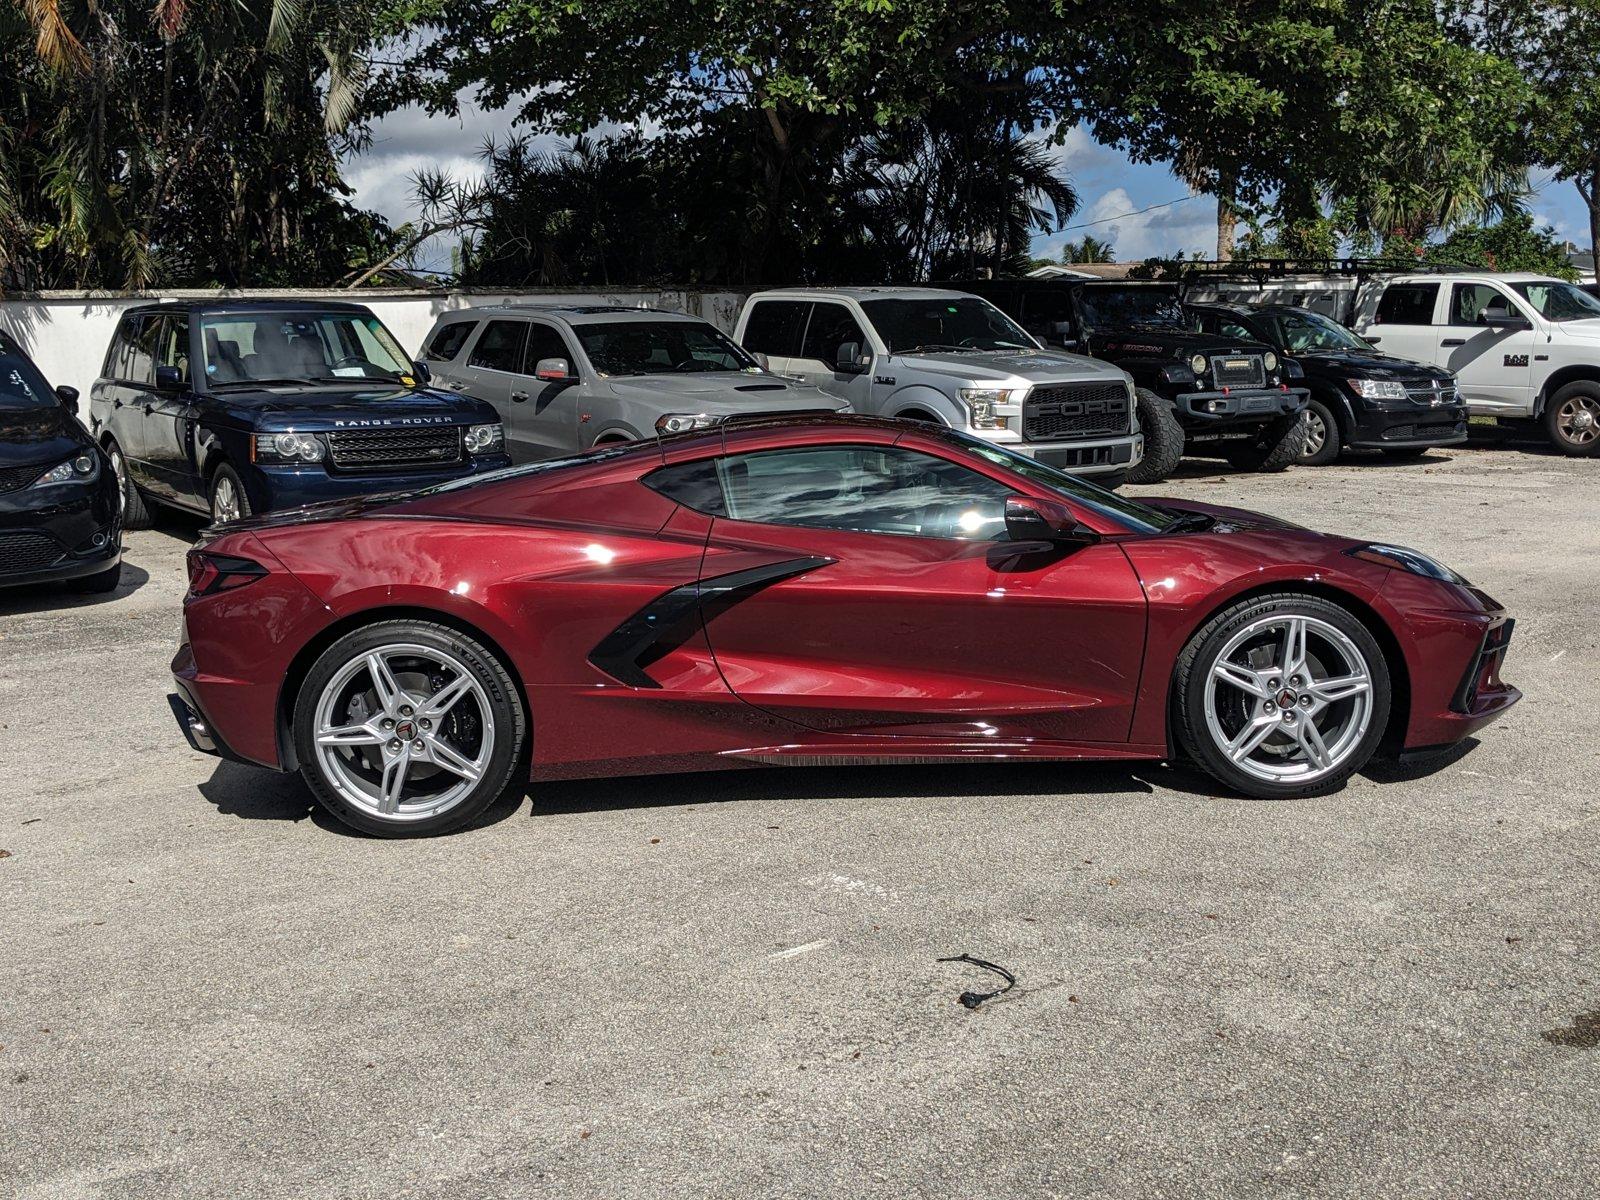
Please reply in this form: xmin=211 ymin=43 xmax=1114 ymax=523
xmin=316 ymin=723 xmax=383 ymax=747
xmin=378 ymin=748 xmax=412 ymax=814
xmin=426 ymin=737 xmax=483 ymax=783
xmin=419 ymin=674 xmax=474 ymax=720
xmin=1225 ymin=714 xmax=1278 ymax=763
xmin=1278 ymin=617 xmax=1308 ymax=678
xmin=366 ymin=652 xmax=404 ymax=711
xmin=1307 ymin=672 xmax=1369 ymax=706
xmin=1293 ymin=716 xmax=1335 ymax=772
xmin=1213 ymin=659 xmax=1269 ymax=698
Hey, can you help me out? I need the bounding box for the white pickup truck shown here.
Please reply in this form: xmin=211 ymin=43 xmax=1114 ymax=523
xmin=1349 ymin=272 xmax=1600 ymax=455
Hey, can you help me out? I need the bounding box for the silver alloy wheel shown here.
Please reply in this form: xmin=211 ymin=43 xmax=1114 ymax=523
xmin=110 ymin=447 xmax=127 ymax=516
xmin=312 ymin=642 xmax=495 ymax=823
xmin=1302 ymin=409 xmax=1328 ymax=458
xmin=1556 ymin=395 xmax=1600 ymax=446
xmin=212 ymin=474 xmax=242 ymax=524
xmin=1203 ymin=614 xmax=1374 ymax=784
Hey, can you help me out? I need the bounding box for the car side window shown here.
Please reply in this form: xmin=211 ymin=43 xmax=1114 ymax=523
xmin=424 ymin=321 xmax=477 ymax=362
xmin=104 ymin=316 xmax=141 ymax=381
xmin=1450 ymin=284 xmax=1511 ymax=326
xmin=718 ymin=444 xmax=1015 ymax=540
xmin=1374 ymin=283 xmax=1440 ymax=325
xmin=126 ymin=316 xmax=161 ymax=385
xmin=522 ymin=322 xmax=572 ymax=373
xmin=1020 ymin=288 xmax=1076 ymax=342
xmin=742 ymin=301 xmax=809 ymax=357
xmin=468 ymin=320 xmax=527 ymax=373
xmin=154 ymin=316 xmax=190 ymax=384
xmin=1219 ymin=318 xmax=1254 ymax=340
xmin=799 ymin=302 xmax=867 ymax=367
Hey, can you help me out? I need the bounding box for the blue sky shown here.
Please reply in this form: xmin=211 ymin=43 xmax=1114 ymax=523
xmin=346 ymin=104 xmax=1594 ymax=275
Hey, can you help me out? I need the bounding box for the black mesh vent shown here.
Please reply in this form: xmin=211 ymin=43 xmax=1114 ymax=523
xmin=0 ymin=531 xmax=65 ymax=573
xmin=325 ymin=426 xmax=463 ymax=471
xmin=1022 ymin=383 xmax=1131 ymax=441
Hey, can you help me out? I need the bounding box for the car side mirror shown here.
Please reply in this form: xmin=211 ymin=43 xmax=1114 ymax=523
xmin=751 ymin=351 xmax=771 ymax=371
xmin=1004 ymin=496 xmax=1100 ymax=546
xmin=1481 ymin=304 xmax=1530 ymax=330
xmin=55 ymin=384 xmax=79 ymax=412
xmin=534 ymin=357 xmax=578 ymax=384
xmin=835 ymin=342 xmax=870 ymax=374
xmin=412 ymin=361 xmax=431 ymax=383
xmin=154 ymin=365 xmax=184 ymax=391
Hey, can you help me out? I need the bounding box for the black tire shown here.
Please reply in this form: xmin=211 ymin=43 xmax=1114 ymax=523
xmin=292 ymin=619 xmax=529 ymax=837
xmin=209 ymin=464 xmax=252 ymax=524
xmin=1092 ymin=470 xmax=1128 ymax=490
xmin=1542 ymin=381 xmax=1600 ymax=456
xmin=1224 ymin=412 xmax=1309 ymax=472
xmin=1298 ymin=397 xmax=1342 ymax=465
xmin=69 ymin=560 xmax=122 ymax=594
xmin=1380 ymin=447 xmax=1430 ymax=461
xmin=107 ymin=440 xmax=151 ymax=530
xmin=1174 ymin=592 xmax=1391 ymax=800
xmin=1126 ymin=388 xmax=1184 ymax=483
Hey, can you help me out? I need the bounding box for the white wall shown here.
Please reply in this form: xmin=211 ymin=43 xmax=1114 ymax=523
xmin=0 ymin=288 xmax=755 ymax=415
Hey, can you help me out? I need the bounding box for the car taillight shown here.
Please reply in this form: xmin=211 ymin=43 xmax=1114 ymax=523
xmin=187 ymin=550 xmax=269 ymax=597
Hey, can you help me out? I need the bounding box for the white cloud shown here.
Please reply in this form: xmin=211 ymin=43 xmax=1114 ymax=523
xmin=1035 ymin=186 xmax=1217 ymax=262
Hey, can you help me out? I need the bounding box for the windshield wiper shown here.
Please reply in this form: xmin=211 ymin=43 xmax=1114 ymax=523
xmin=309 ymin=374 xmax=403 ymax=385
xmin=903 ymin=343 xmax=972 ymax=354
xmin=1161 ymin=509 xmax=1216 ymax=534
xmin=211 ymin=377 xmax=319 ymax=389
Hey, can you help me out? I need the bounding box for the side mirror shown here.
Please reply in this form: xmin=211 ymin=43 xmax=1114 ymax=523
xmin=154 ymin=365 xmax=184 ymax=391
xmin=1481 ymin=303 xmax=1530 ymax=330
xmin=835 ymin=341 xmax=870 ymax=374
xmin=1004 ymin=496 xmax=1100 ymax=546
xmin=412 ymin=361 xmax=431 ymax=383
xmin=751 ymin=351 xmax=771 ymax=371
xmin=534 ymin=357 xmax=578 ymax=383
xmin=55 ymin=384 xmax=79 ymax=412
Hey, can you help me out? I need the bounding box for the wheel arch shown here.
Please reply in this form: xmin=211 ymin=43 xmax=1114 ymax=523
xmin=885 ymin=385 xmax=958 ymax=425
xmin=1309 ymin=379 xmax=1358 ymax=435
xmin=1536 ymin=365 xmax=1600 ymax=415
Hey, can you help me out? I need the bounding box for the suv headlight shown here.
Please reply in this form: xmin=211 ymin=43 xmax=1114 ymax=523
xmin=958 ymin=387 xmax=1014 ymax=430
xmin=1348 ymin=379 xmax=1408 ymax=401
xmin=252 ymin=432 xmax=325 ymax=463
xmin=465 ymin=422 xmax=505 ymax=454
xmin=30 ymin=453 xmax=98 ymax=488
xmin=655 ymin=413 xmax=721 ymax=434
xmin=1189 ymin=354 xmax=1208 ymax=375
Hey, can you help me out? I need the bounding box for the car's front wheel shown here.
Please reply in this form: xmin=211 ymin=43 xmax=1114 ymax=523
xmin=1298 ymin=397 xmax=1342 ymax=465
xmin=292 ymin=620 xmax=529 ymax=837
xmin=1174 ymin=593 xmax=1390 ymax=799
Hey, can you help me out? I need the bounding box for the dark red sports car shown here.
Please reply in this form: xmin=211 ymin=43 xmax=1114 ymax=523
xmin=169 ymin=415 xmax=1519 ymax=836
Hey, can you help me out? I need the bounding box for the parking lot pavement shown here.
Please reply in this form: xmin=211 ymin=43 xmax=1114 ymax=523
xmin=2 ymin=433 xmax=1598 ymax=1199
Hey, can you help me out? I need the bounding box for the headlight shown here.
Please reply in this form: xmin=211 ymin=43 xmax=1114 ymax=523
xmin=465 ymin=423 xmax=504 ymax=454
xmin=1348 ymin=379 xmax=1408 ymax=401
xmin=655 ymin=413 xmax=722 ymax=434
xmin=30 ymin=453 xmax=98 ymax=488
xmin=252 ymin=432 xmax=325 ymax=463
xmin=1263 ymin=351 xmax=1278 ymax=372
xmin=1189 ymin=354 xmax=1208 ymax=375
xmin=1346 ymin=543 xmax=1469 ymax=585
xmin=958 ymin=387 xmax=1014 ymax=430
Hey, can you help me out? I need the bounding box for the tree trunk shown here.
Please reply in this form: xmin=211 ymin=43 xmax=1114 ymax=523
xmin=1585 ymin=170 xmax=1600 ymax=280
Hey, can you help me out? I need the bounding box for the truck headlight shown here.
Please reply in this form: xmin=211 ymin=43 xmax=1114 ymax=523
xmin=1189 ymin=354 xmax=1208 ymax=375
xmin=958 ymin=388 xmax=1014 ymax=430
xmin=30 ymin=454 xmax=98 ymax=488
xmin=251 ymin=432 xmax=325 ymax=463
xmin=1348 ymin=379 xmax=1408 ymax=401
xmin=655 ymin=413 xmax=722 ymax=434
xmin=1263 ymin=351 xmax=1278 ymax=372
xmin=465 ymin=422 xmax=505 ymax=454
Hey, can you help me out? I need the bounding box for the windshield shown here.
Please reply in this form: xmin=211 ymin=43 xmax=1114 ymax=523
xmin=199 ymin=310 xmax=414 ymax=388
xmin=1078 ymin=286 xmax=1186 ymax=331
xmin=576 ymin=320 xmax=757 ymax=376
xmin=1261 ymin=309 xmax=1371 ymax=353
xmin=859 ymin=297 xmax=1037 ymax=353
xmin=938 ymin=429 xmax=1180 ymax=534
xmin=0 ymin=332 xmax=56 ymax=410
xmin=1511 ymin=281 xmax=1600 ymax=322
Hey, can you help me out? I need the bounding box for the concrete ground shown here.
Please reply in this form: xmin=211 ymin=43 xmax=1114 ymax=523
xmin=3 ymin=426 xmax=1597 ymax=1199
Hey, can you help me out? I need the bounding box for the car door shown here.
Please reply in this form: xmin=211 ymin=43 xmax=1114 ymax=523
xmin=454 ymin=318 xmax=531 ymax=457
xmin=94 ymin=315 xmax=146 ymax=466
xmin=1439 ymin=282 xmax=1536 ymax=414
xmin=512 ymin=319 xmax=584 ymax=458
xmin=655 ymin=441 xmax=1148 ymax=745
xmin=142 ymin=313 xmax=205 ymax=506
xmin=786 ymin=301 xmax=877 ymax=411
xmin=1363 ymin=282 xmax=1442 ymax=366
xmin=117 ymin=314 xmax=164 ymax=483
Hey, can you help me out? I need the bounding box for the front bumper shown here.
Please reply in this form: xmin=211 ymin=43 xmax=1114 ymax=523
xmin=1009 ymin=433 xmax=1143 ymax=477
xmin=1348 ymin=405 xmax=1469 ymax=450
xmin=0 ymin=469 xmax=121 ymax=590
xmin=1176 ymin=386 xmax=1309 ymax=428
xmin=241 ymin=453 xmax=514 ymax=514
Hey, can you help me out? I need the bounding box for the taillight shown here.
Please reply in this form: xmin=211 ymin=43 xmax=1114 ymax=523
xmin=187 ymin=550 xmax=268 ymax=597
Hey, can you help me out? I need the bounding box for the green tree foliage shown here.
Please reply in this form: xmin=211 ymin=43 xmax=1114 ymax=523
xmin=1061 ymin=233 xmax=1115 ymax=263
xmin=1421 ymin=212 xmax=1577 ymax=277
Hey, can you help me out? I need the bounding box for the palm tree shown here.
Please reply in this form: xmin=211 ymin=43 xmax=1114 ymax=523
xmin=1061 ymin=233 xmax=1115 ymax=263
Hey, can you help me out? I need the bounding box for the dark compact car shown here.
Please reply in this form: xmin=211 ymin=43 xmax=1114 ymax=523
xmin=1187 ymin=303 xmax=1468 ymax=465
xmin=87 ymin=301 xmax=512 ymax=528
xmin=0 ymin=328 xmax=122 ymax=593
xmin=954 ymin=279 xmax=1311 ymax=483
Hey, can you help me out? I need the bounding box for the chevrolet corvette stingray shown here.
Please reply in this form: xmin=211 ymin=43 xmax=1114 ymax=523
xmin=168 ymin=415 xmax=1519 ymax=836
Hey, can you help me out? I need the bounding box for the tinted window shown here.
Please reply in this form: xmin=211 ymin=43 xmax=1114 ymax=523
xmin=742 ymin=301 xmax=810 ymax=357
xmin=127 ymin=316 xmax=161 ymax=385
xmin=575 ymin=320 xmax=754 ymax=376
xmin=1020 ymin=287 xmax=1076 ymax=339
xmin=799 ymin=302 xmax=869 ymax=365
xmin=0 ymin=331 xmax=54 ymax=409
xmin=468 ymin=321 xmax=528 ymax=372
xmin=524 ymin=322 xmax=572 ymax=372
xmin=425 ymin=321 xmax=477 ymax=362
xmin=860 ymin=296 xmax=1035 ymax=352
xmin=1374 ymin=283 xmax=1439 ymax=325
xmin=1075 ymin=286 xmax=1186 ymax=331
xmin=717 ymin=444 xmax=1015 ymax=540
xmin=643 ymin=459 xmax=727 ymax=515
xmin=104 ymin=316 xmax=141 ymax=381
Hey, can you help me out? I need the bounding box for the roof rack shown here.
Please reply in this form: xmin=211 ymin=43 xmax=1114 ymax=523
xmin=1178 ymin=257 xmax=1480 ymax=284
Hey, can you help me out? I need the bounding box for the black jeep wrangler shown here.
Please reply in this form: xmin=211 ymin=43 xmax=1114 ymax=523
xmin=955 ymin=279 xmax=1310 ymax=483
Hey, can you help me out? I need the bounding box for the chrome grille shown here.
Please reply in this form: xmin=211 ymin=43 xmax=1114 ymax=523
xmin=0 ymin=464 xmax=43 ymax=494
xmin=1210 ymin=354 xmax=1266 ymax=388
xmin=325 ymin=426 xmax=463 ymax=471
xmin=0 ymin=531 xmax=65 ymax=574
xmin=1022 ymin=383 xmax=1131 ymax=441
xmin=1404 ymin=379 xmax=1456 ymax=407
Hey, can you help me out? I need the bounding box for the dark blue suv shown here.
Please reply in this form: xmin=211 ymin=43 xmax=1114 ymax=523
xmin=88 ymin=301 xmax=511 ymax=526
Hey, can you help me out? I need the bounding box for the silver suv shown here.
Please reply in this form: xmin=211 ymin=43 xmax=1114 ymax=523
xmin=418 ymin=304 xmax=848 ymax=461
xmin=734 ymin=287 xmax=1143 ymax=484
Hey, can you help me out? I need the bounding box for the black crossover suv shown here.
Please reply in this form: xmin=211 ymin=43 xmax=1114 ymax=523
xmin=0 ymin=328 xmax=121 ymax=594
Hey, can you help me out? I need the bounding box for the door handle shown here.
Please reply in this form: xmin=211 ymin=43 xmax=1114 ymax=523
xmin=139 ymin=402 xmax=154 ymax=414
xmin=509 ymin=390 xmax=529 ymax=402
xmin=1441 ymin=338 xmax=1466 ymax=347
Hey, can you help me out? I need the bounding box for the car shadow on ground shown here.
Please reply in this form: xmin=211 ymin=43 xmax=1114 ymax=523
xmin=0 ymin=561 xmax=150 ymax=617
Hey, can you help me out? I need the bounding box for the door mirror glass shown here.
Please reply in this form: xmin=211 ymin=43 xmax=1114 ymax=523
xmin=412 ymin=360 xmax=431 ymax=383
xmin=835 ymin=341 xmax=869 ymax=374
xmin=534 ymin=356 xmax=577 ymax=383
xmin=154 ymin=364 xmax=184 ymax=391
xmin=55 ymin=384 xmax=79 ymax=411
xmin=1004 ymin=496 xmax=1100 ymax=546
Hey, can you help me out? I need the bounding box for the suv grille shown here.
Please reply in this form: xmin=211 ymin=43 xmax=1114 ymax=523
xmin=0 ymin=464 xmax=43 ymax=494
xmin=1404 ymin=379 xmax=1455 ymax=407
xmin=1022 ymin=383 xmax=1131 ymax=441
xmin=1210 ymin=354 xmax=1266 ymax=388
xmin=0 ymin=531 xmax=65 ymax=574
xmin=325 ymin=426 xmax=463 ymax=471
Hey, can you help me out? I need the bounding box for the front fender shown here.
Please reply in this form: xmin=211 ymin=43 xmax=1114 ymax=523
xmin=884 ymin=384 xmax=962 ymax=425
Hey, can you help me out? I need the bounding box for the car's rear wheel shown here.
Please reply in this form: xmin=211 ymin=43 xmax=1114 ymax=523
xmin=1223 ymin=412 xmax=1309 ymax=472
xmin=1125 ymin=388 xmax=1184 ymax=483
xmin=1543 ymin=381 xmax=1600 ymax=456
xmin=107 ymin=441 xmax=151 ymax=530
xmin=292 ymin=620 xmax=529 ymax=837
xmin=1298 ymin=397 xmax=1342 ymax=465
xmin=1174 ymin=593 xmax=1390 ymax=799
xmin=209 ymin=465 xmax=251 ymax=525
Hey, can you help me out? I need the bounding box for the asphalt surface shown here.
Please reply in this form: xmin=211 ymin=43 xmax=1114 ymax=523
xmin=3 ymin=427 xmax=1598 ymax=1199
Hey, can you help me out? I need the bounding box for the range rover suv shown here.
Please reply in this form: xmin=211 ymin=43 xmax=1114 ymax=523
xmin=957 ymin=278 xmax=1309 ymax=482
xmin=733 ymin=288 xmax=1144 ymax=487
xmin=87 ymin=301 xmax=511 ymax=527
xmin=419 ymin=304 xmax=848 ymax=462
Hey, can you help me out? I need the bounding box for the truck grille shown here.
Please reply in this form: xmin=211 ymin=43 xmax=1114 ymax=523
xmin=325 ymin=426 xmax=463 ymax=471
xmin=1022 ymin=383 xmax=1131 ymax=441
xmin=1210 ymin=354 xmax=1266 ymax=388
xmin=0 ymin=463 xmax=44 ymax=494
xmin=1404 ymin=379 xmax=1456 ymax=407
xmin=0 ymin=531 xmax=65 ymax=574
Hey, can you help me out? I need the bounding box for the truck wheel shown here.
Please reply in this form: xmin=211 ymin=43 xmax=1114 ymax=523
xmin=106 ymin=440 xmax=152 ymax=530
xmin=1126 ymin=389 xmax=1184 ymax=484
xmin=1298 ymin=398 xmax=1342 ymax=465
xmin=1543 ymin=382 xmax=1600 ymax=456
xmin=1224 ymin=412 xmax=1309 ymax=473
